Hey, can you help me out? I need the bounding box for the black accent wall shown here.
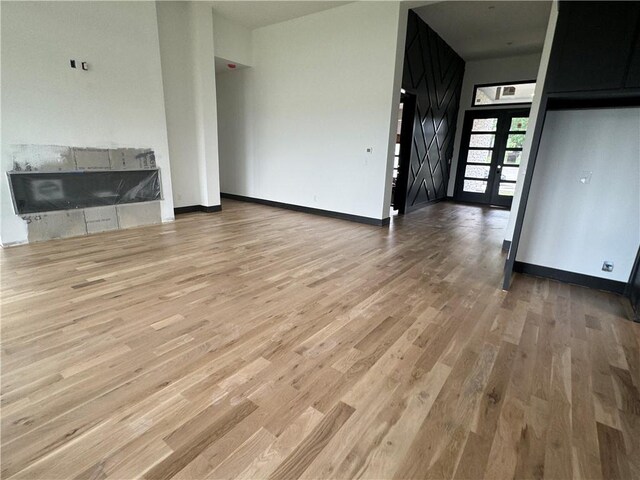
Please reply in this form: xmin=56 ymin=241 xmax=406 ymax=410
xmin=399 ymin=11 xmax=465 ymax=212
xmin=545 ymin=1 xmax=640 ymax=93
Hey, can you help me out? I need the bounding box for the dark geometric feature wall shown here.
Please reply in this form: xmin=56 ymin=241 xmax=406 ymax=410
xmin=401 ymin=11 xmax=465 ymax=211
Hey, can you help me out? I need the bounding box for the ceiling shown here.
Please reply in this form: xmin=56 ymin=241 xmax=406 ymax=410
xmin=210 ymin=1 xmax=351 ymax=29
xmin=413 ymin=1 xmax=552 ymax=61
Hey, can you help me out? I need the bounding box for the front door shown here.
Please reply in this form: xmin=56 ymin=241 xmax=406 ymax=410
xmin=454 ymin=108 xmax=530 ymax=208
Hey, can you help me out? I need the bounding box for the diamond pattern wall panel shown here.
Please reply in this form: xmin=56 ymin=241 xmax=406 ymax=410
xmin=401 ymin=11 xmax=465 ymax=211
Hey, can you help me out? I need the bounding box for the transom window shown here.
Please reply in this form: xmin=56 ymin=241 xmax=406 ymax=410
xmin=472 ymin=81 xmax=536 ymax=107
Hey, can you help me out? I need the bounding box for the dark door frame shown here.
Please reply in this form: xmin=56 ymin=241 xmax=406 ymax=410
xmin=393 ymin=91 xmax=417 ymax=215
xmin=626 ymin=245 xmax=640 ymax=322
xmin=454 ymin=107 xmax=530 ymax=208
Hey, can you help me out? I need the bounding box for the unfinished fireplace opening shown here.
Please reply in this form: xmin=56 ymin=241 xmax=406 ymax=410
xmin=8 ymin=169 xmax=161 ymax=214
xmin=5 ymin=144 xmax=165 ymax=244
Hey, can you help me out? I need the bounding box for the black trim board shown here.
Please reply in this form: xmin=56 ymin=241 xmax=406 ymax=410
xmin=546 ymin=92 xmax=640 ymax=110
xmin=513 ymin=261 xmax=626 ymax=295
xmin=174 ymin=205 xmax=222 ymax=215
xmin=221 ymin=193 xmax=389 ymax=226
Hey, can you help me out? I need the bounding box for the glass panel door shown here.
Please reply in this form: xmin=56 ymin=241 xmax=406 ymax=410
xmin=489 ymin=111 xmax=529 ymax=208
xmin=455 ymin=108 xmax=530 ymax=208
xmin=457 ymin=113 xmax=499 ymax=202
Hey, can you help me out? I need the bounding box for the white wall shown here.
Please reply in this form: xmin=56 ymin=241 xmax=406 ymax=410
xmin=517 ymin=108 xmax=640 ymax=282
xmin=447 ymin=53 xmax=542 ymax=197
xmin=157 ymin=1 xmax=220 ymax=209
xmin=213 ymin=13 xmax=252 ymax=66
xmin=382 ymin=5 xmax=410 ymax=216
xmin=157 ymin=2 xmax=199 ymax=208
xmin=1 ymin=1 xmax=174 ymax=245
xmin=216 ymin=1 xmax=404 ymax=221
xmin=217 ymin=70 xmax=253 ymax=195
xmin=190 ymin=2 xmax=221 ymax=208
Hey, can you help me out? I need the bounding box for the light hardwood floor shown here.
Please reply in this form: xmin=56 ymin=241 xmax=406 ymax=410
xmin=1 ymin=200 xmax=639 ymax=480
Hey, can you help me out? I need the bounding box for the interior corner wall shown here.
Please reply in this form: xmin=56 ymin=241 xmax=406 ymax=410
xmin=190 ymin=2 xmax=221 ymax=208
xmin=516 ymin=108 xmax=640 ymax=283
xmin=157 ymin=1 xmax=220 ymax=210
xmin=157 ymin=1 xmax=200 ymax=208
xmin=217 ymin=69 xmax=253 ymax=198
xmin=447 ymin=53 xmax=542 ymax=198
xmin=212 ymin=13 xmax=252 ymax=66
xmin=1 ymin=1 xmax=174 ymax=246
xmin=216 ymin=1 xmax=403 ymax=221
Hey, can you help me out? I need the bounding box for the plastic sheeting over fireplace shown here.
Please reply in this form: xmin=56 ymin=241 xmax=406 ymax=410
xmin=8 ymin=169 xmax=162 ymax=214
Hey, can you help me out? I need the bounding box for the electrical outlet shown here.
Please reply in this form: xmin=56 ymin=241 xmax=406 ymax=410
xmin=602 ymin=261 xmax=614 ymax=272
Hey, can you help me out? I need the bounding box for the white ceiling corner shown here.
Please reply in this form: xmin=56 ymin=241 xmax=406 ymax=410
xmin=412 ymin=1 xmax=552 ymax=61
xmin=209 ymin=1 xmax=352 ymax=29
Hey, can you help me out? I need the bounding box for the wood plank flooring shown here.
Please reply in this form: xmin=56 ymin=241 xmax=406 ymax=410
xmin=1 ymin=200 xmax=639 ymax=479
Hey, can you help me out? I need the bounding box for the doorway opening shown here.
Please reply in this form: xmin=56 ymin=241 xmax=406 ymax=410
xmin=391 ymin=91 xmax=416 ymax=216
xmin=454 ymin=108 xmax=530 ymax=209
xmin=390 ymin=97 xmax=403 ymax=216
